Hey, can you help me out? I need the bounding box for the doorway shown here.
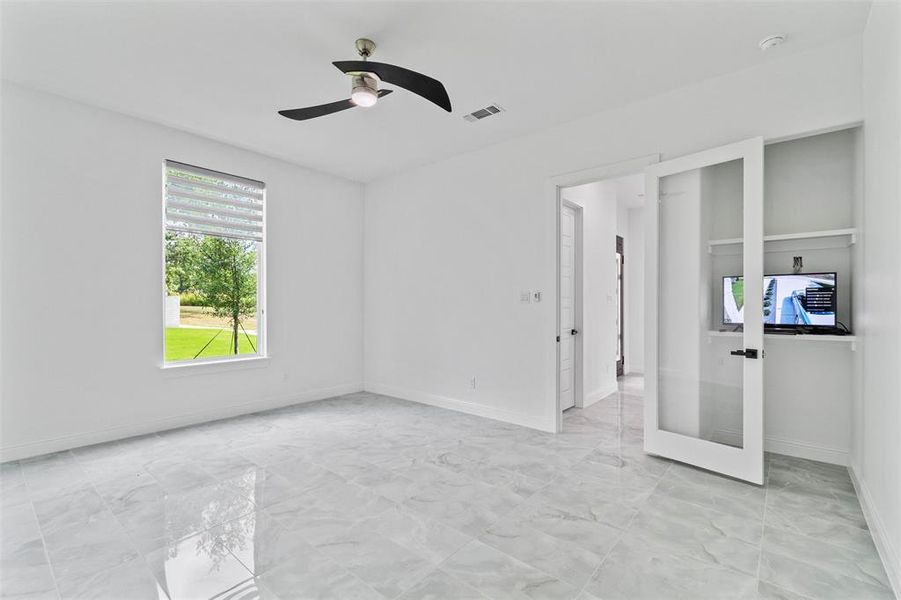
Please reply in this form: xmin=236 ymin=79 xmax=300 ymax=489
xmin=554 ymin=159 xmax=652 ymax=428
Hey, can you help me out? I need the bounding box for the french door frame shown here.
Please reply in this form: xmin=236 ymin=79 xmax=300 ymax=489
xmin=644 ymin=137 xmax=765 ymax=485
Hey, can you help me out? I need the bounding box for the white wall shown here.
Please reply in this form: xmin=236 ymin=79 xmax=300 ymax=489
xmin=364 ymin=38 xmax=863 ymax=431
xmin=853 ymin=1 xmax=901 ymax=594
xmin=0 ymin=83 xmax=365 ymax=460
xmin=561 ymin=181 xmax=619 ymax=407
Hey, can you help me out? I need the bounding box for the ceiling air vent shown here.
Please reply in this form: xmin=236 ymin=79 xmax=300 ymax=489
xmin=463 ymin=104 xmax=504 ymax=122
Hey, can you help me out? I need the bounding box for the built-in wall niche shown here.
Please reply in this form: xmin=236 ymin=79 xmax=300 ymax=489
xmin=701 ymin=127 xmax=861 ymax=333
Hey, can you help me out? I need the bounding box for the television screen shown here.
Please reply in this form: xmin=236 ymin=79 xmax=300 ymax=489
xmin=723 ymin=273 xmax=837 ymax=327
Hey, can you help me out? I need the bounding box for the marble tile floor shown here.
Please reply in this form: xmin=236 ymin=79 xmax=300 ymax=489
xmin=0 ymin=376 xmax=893 ymax=600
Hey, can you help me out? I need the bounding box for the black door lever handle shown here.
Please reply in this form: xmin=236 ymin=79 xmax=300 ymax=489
xmin=571 ymin=329 xmax=579 ymax=335
xmin=731 ymin=348 xmax=759 ymax=359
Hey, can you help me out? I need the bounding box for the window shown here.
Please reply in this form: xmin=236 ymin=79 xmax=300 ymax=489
xmin=163 ymin=160 xmax=266 ymax=365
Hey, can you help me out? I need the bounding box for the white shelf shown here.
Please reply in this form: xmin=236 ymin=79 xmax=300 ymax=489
xmin=708 ymin=228 xmax=857 ymax=254
xmin=708 ymin=329 xmax=857 ymax=350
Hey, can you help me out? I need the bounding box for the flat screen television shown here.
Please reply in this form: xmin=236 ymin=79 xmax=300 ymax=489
xmin=722 ymin=272 xmax=837 ymax=328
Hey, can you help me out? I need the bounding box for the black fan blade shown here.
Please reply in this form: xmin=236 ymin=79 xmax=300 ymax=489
xmin=333 ymin=61 xmax=451 ymax=112
xmin=278 ymin=89 xmax=393 ymax=121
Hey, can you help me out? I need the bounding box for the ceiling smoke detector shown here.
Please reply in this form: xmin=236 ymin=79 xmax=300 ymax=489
xmin=758 ymin=34 xmax=786 ymax=51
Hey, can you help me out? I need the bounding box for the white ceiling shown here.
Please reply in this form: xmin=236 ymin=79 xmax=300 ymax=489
xmin=615 ymin=174 xmax=646 ymax=209
xmin=1 ymin=1 xmax=870 ymax=182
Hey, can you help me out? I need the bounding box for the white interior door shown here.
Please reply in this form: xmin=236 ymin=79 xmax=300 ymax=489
xmin=644 ymin=137 xmax=765 ymax=484
xmin=559 ymin=203 xmax=578 ymax=411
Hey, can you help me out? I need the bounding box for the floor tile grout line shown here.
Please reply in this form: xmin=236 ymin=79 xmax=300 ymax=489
xmin=18 ymin=467 xmax=63 ymax=600
xmin=758 ymin=492 xmax=893 ymax=590
xmin=762 ymin=508 xmax=883 ymax=556
xmin=200 ymin=462 xmax=392 ymax=599
xmin=573 ymin=459 xmax=668 ymax=599
xmin=258 ymin=494 xmax=429 ymax=600
xmin=433 ymin=535 xmax=584 ymax=599
xmin=650 ymin=474 xmax=767 ymax=523
xmin=426 ymin=441 xmax=643 ymax=596
xmin=755 ymin=459 xmax=770 ymax=590
xmin=385 ymin=548 xmax=483 ymax=600
xmin=74 ymin=437 xmax=300 ymax=594
xmin=73 ymin=448 xmax=176 ymax=600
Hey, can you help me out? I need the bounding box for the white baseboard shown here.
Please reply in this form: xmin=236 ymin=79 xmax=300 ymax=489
xmin=764 ymin=435 xmax=848 ymax=466
xmin=710 ymin=428 xmax=849 ymax=466
xmin=0 ymin=382 xmax=364 ymax=462
xmin=849 ymin=464 xmax=901 ymax=598
xmin=365 ymin=382 xmax=552 ymax=432
xmin=582 ymin=382 xmax=619 ymax=409
xmin=711 ymin=428 xmax=744 ymax=448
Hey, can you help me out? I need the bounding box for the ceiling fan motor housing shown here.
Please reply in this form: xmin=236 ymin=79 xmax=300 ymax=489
xmin=352 ymin=74 xmax=378 ymax=92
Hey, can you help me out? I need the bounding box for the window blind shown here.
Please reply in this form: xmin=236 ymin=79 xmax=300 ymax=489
xmin=165 ymin=160 xmax=264 ymax=242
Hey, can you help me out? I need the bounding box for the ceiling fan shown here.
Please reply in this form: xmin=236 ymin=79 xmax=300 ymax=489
xmin=278 ymin=38 xmax=452 ymax=122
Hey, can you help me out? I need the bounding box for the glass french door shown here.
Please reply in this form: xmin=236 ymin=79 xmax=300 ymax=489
xmin=644 ymin=137 xmax=765 ymax=484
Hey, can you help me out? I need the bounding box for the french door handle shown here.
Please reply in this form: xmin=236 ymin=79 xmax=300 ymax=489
xmin=730 ymin=348 xmax=759 ymax=359
xmin=571 ymin=329 xmax=579 ymax=335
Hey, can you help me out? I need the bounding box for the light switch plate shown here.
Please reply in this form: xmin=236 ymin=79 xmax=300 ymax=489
xmin=533 ymin=291 xmax=542 ymax=303
xmin=520 ymin=291 xmax=531 ymax=303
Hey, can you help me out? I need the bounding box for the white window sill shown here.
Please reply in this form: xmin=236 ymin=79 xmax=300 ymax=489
xmin=161 ymin=355 xmax=270 ymax=377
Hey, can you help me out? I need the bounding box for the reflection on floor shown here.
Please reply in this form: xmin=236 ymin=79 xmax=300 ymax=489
xmin=0 ymin=375 xmax=893 ymax=599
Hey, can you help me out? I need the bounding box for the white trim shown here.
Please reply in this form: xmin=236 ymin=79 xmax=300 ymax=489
xmin=712 ymin=428 xmax=849 ymax=466
xmin=708 ymin=227 xmax=857 ymax=248
xmin=707 ymin=330 xmax=857 ymax=342
xmin=160 ymin=355 xmax=270 ymax=377
xmin=710 ymin=427 xmax=744 ymax=449
xmin=764 ymin=435 xmax=849 ymax=466
xmin=549 ymin=153 xmax=660 ymax=433
xmin=644 ymin=137 xmax=766 ymax=485
xmin=849 ymin=465 xmax=901 ymax=598
xmin=365 ymin=383 xmax=551 ymax=432
xmin=0 ymin=382 xmax=364 ymax=462
xmin=763 ymin=120 xmax=863 ymax=147
xmin=548 ymin=154 xmax=662 ymax=191
xmin=582 ymin=382 xmax=619 ymax=409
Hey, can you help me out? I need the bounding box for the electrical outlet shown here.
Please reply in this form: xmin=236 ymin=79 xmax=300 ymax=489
xmin=520 ymin=291 xmax=531 ymax=304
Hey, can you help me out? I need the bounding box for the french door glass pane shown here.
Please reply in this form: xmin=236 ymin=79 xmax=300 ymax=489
xmin=657 ymin=159 xmax=744 ymax=448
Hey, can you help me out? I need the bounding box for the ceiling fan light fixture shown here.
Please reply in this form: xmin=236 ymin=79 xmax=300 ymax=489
xmin=350 ymin=74 xmax=379 ymax=107
xmin=351 ymin=87 xmax=378 ymax=107
xmin=277 ymin=37 xmax=452 ymax=122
